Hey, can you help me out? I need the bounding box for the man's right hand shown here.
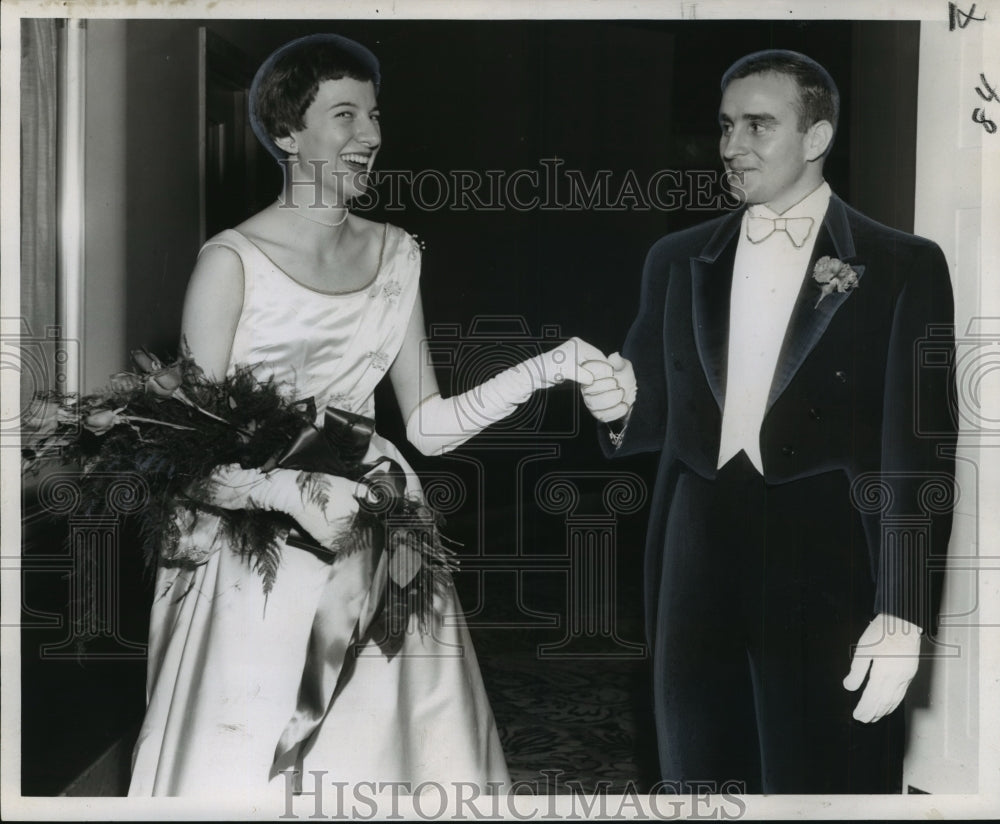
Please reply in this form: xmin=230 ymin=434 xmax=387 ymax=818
xmin=580 ymin=352 xmax=636 ymax=424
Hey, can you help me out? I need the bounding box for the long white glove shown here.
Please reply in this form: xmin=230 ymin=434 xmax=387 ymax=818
xmin=406 ymin=337 xmax=603 ymax=456
xmin=191 ymin=464 xmax=365 ymax=549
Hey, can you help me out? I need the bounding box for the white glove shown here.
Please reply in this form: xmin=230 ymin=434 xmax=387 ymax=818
xmin=581 ymin=352 xmax=636 ymax=424
xmin=843 ymin=612 xmax=922 ymax=723
xmin=193 ymin=464 xmax=365 ymax=550
xmin=406 ymin=336 xmax=602 ymax=456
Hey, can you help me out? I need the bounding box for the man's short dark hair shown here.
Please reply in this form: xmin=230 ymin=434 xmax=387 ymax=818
xmin=722 ymin=49 xmax=839 ymax=136
xmin=250 ymin=33 xmax=381 ymax=160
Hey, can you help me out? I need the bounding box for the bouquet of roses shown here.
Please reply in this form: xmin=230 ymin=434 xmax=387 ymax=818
xmin=23 ymin=349 xmax=455 ymax=655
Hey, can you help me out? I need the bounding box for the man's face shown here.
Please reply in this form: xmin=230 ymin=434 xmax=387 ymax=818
xmin=718 ymin=71 xmax=825 ymax=213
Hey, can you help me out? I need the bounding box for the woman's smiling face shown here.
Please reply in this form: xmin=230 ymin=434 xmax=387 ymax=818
xmin=277 ymin=76 xmax=381 ymax=205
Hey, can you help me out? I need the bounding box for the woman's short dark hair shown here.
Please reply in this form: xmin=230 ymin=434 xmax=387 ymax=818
xmin=250 ymin=33 xmax=381 ymax=160
xmin=721 ymin=49 xmax=839 ymax=136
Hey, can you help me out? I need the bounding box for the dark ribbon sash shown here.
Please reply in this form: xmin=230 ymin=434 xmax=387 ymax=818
xmin=278 ymin=406 xmax=374 ymax=476
xmin=267 ymin=406 xmax=406 ymax=777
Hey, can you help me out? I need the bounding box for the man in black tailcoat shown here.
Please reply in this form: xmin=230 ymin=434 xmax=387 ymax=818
xmin=582 ymin=50 xmax=956 ymax=793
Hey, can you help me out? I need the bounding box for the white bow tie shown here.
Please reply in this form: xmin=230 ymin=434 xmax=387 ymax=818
xmin=746 ymin=215 xmax=815 ymax=248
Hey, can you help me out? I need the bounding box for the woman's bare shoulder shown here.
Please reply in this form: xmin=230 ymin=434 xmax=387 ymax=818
xmin=348 ymin=213 xmax=395 ymax=245
xmin=230 ymin=207 xmax=395 ymax=275
xmin=233 ymin=204 xmax=280 ymax=245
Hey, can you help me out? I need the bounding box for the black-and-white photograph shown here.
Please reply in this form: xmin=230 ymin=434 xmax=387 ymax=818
xmin=1 ymin=0 xmax=997 ymax=819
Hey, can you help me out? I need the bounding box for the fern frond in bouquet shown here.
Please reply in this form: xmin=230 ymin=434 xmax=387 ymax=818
xmin=23 ymin=350 xmax=312 ymax=589
xmin=22 ymin=348 xmax=457 ymax=643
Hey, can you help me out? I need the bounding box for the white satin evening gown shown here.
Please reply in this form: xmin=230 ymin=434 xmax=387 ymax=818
xmin=128 ymin=224 xmax=509 ymax=799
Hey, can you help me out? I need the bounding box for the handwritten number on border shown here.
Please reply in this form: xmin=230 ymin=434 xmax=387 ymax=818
xmin=973 ymin=74 xmax=999 ymax=134
xmin=972 ymin=108 xmax=997 ymax=133
xmin=949 ymin=2 xmax=987 ymax=29
xmin=975 ymin=74 xmax=999 ymax=103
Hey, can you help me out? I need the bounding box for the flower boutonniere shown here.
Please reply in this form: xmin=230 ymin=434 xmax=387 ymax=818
xmin=812 ymin=256 xmax=860 ymax=308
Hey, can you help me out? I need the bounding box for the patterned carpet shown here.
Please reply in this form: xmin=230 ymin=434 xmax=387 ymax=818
xmin=453 ymin=495 xmax=661 ymax=794
xmin=478 ymin=652 xmax=659 ymax=793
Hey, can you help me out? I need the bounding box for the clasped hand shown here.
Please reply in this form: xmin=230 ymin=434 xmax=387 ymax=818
xmin=551 ymin=338 xmax=635 ymax=423
xmin=843 ymin=612 xmax=922 ymax=723
xmin=576 ymin=350 xmax=637 ymax=424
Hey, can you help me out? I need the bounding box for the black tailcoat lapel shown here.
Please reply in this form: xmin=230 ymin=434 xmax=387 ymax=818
xmin=766 ymin=195 xmax=867 ymax=412
xmin=690 ymin=209 xmax=744 ymax=412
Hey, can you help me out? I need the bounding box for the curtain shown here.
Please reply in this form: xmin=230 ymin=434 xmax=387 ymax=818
xmin=20 ymin=19 xmax=59 ymax=413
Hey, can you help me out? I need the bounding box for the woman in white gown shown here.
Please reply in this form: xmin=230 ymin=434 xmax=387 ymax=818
xmin=128 ymin=34 xmax=603 ymax=799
